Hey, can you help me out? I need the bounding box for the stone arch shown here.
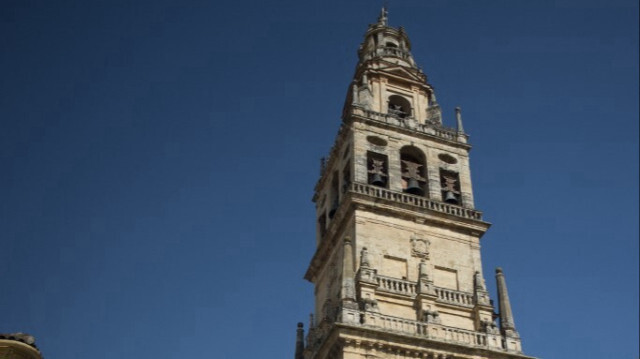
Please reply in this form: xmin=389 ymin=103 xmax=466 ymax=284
xmin=387 ymin=95 xmax=411 ymax=118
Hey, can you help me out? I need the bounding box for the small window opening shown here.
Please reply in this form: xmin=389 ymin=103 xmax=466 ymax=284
xmin=328 ymin=172 xmax=339 ymax=218
xmin=342 ymin=161 xmax=351 ymax=194
xmin=367 ymin=151 xmax=388 ymax=188
xmin=440 ymin=169 xmax=461 ymax=205
xmin=400 ymin=146 xmax=427 ymax=196
xmin=318 ymin=214 xmax=327 ymax=238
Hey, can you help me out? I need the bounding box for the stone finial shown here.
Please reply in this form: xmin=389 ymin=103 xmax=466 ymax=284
xmin=474 ymin=271 xmax=486 ymax=290
xmin=360 ymin=247 xmax=370 ymax=267
xmin=455 ymin=106 xmax=465 ymax=134
xmin=377 ymin=6 xmax=388 ymax=26
xmin=419 ymin=259 xmax=429 ymax=279
xmin=495 ymin=267 xmax=517 ymax=334
xmin=294 ymin=322 xmax=305 ymax=359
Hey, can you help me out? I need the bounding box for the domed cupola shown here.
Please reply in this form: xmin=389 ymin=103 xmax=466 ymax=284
xmin=357 ymin=7 xmax=417 ymax=68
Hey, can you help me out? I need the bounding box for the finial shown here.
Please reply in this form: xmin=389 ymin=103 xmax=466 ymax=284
xmin=495 ymin=267 xmax=518 ymax=335
xmin=377 ymin=6 xmax=388 ymax=26
xmin=419 ymin=259 xmax=429 ymax=279
xmin=360 ymin=247 xmax=370 ymax=267
xmin=474 ymin=270 xmax=486 ymax=290
xmin=294 ymin=322 xmax=305 ymax=359
xmin=455 ymin=106 xmax=465 ymax=134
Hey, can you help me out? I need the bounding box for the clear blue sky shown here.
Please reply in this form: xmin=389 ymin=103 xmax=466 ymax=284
xmin=1 ymin=1 xmax=637 ymax=358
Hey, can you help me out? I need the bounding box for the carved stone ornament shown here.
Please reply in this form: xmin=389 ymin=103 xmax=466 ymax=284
xmin=411 ymin=237 xmax=430 ymax=259
xmin=402 ymin=160 xmax=426 ymax=181
xmin=368 ymin=159 xmax=387 ymax=176
xmin=441 ymin=175 xmax=460 ymax=194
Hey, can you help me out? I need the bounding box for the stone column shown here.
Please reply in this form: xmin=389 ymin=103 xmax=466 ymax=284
xmin=341 ymin=237 xmax=356 ymax=302
xmin=339 ymin=237 xmax=360 ymax=324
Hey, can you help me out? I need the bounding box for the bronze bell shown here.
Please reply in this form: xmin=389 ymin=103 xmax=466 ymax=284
xmin=444 ymin=191 xmax=458 ymax=204
xmin=370 ymin=173 xmax=385 ymax=187
xmin=405 ymin=178 xmax=424 ymax=196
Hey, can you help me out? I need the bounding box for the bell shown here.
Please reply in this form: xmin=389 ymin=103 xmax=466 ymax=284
xmin=370 ymin=173 xmax=385 ymax=187
xmin=444 ymin=191 xmax=458 ymax=204
xmin=405 ymin=178 xmax=424 ymax=196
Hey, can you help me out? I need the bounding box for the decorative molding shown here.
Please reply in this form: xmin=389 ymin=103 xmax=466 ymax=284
xmin=411 ymin=237 xmax=431 ymax=259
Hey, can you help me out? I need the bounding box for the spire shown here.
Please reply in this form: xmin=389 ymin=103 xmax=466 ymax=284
xmin=455 ymin=106 xmax=465 ymax=133
xmin=377 ymin=6 xmax=388 ymax=26
xmin=495 ymin=267 xmax=517 ymax=334
xmin=294 ymin=322 xmax=305 ymax=359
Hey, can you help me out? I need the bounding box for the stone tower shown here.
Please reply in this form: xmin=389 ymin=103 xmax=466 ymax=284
xmin=294 ymin=9 xmax=536 ymax=359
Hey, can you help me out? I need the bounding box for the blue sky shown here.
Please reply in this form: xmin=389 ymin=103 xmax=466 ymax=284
xmin=0 ymin=1 xmax=637 ymax=358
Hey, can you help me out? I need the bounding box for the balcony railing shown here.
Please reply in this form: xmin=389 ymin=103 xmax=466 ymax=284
xmin=350 ymin=106 xmax=467 ymax=144
xmin=376 ymin=275 xmax=417 ymax=296
xmin=362 ymin=311 xmax=492 ymax=348
xmin=350 ymin=182 xmax=483 ymax=221
xmin=435 ymin=287 xmax=475 ymax=307
xmin=377 ymin=46 xmax=412 ymax=60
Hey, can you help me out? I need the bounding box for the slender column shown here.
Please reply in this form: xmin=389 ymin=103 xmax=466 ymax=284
xmin=294 ymin=322 xmax=304 ymax=359
xmin=495 ymin=267 xmax=517 ymax=332
xmin=341 ymin=237 xmax=356 ymax=302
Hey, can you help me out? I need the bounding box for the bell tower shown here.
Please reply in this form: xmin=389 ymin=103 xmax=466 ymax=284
xmin=295 ymin=9 xmax=535 ymax=359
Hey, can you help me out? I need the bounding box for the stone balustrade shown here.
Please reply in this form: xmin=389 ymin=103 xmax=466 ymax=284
xmin=377 ymin=46 xmax=412 ymax=60
xmin=434 ymin=287 xmax=475 ymax=307
xmin=418 ymin=322 xmax=489 ymax=347
xmin=350 ymin=106 xmax=467 ymax=144
xmin=350 ymin=182 xmax=483 ymax=221
xmin=376 ymin=274 xmax=417 ymax=296
xmin=433 ymin=127 xmax=458 ymax=141
xmin=361 ymin=46 xmax=412 ymax=62
xmin=362 ymin=311 xmax=491 ymax=349
xmin=360 ymin=270 xmax=478 ymax=309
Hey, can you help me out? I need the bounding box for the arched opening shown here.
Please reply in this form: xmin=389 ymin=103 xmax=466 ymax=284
xmin=400 ymin=146 xmax=427 ymax=196
xmin=387 ymin=95 xmax=411 ymax=119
